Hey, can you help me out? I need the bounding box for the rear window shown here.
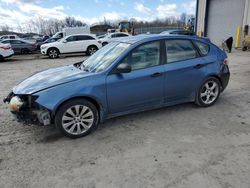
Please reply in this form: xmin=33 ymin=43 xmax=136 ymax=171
xmin=194 ymin=41 xmax=210 ymax=56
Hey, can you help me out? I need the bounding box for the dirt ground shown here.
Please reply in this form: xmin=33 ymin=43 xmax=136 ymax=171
xmin=0 ymin=51 xmax=250 ymax=188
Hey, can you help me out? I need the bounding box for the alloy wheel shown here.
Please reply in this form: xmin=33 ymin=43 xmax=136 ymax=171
xmin=49 ymin=49 xmax=58 ymax=58
xmin=88 ymin=47 xmax=97 ymax=55
xmin=200 ymin=80 xmax=219 ymax=105
xmin=62 ymin=105 xmax=94 ymax=135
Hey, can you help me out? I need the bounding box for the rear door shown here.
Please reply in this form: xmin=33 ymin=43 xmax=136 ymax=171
xmin=76 ymin=35 xmax=98 ymax=52
xmin=163 ymin=39 xmax=207 ymax=103
xmin=9 ymin=40 xmax=21 ymax=53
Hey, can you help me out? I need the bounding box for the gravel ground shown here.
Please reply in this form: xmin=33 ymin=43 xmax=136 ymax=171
xmin=0 ymin=51 xmax=250 ymax=188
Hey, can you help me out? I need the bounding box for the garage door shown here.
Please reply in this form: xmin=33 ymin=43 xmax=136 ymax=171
xmin=206 ymin=0 xmax=245 ymax=46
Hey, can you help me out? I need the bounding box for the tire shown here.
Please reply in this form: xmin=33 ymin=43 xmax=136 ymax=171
xmin=48 ymin=48 xmax=59 ymax=59
xmin=195 ymin=77 xmax=221 ymax=107
xmin=21 ymin=48 xmax=29 ymax=54
xmin=55 ymin=99 xmax=99 ymax=138
xmin=102 ymin=42 xmax=108 ymax=46
xmin=0 ymin=55 xmax=4 ymax=62
xmin=87 ymin=45 xmax=98 ymax=55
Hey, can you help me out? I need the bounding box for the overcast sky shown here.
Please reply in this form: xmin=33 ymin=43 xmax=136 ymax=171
xmin=0 ymin=0 xmax=196 ymax=28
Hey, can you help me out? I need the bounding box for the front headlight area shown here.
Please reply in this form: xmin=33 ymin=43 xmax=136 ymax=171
xmin=40 ymin=45 xmax=48 ymax=50
xmin=6 ymin=94 xmax=51 ymax=126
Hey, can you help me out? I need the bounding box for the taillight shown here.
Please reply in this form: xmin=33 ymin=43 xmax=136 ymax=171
xmin=0 ymin=45 xmax=10 ymax=50
xmin=223 ymin=58 xmax=229 ymax=65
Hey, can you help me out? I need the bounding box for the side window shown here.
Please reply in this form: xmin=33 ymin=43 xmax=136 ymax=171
xmin=66 ymin=36 xmax=77 ymax=42
xmin=111 ymin=34 xmax=117 ymax=38
xmin=76 ymin=35 xmax=95 ymax=41
xmin=121 ymin=41 xmax=160 ymax=71
xmin=12 ymin=40 xmax=24 ymax=44
xmin=84 ymin=36 xmax=95 ymax=40
xmin=116 ymin=34 xmax=128 ymax=37
xmin=194 ymin=41 xmax=210 ymax=56
xmin=1 ymin=40 xmax=8 ymax=44
xmin=165 ymin=40 xmax=198 ymax=63
xmin=10 ymin=36 xmax=15 ymax=39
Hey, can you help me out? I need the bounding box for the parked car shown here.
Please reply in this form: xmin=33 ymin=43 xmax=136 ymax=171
xmin=100 ymin=32 xmax=130 ymax=46
xmin=40 ymin=34 xmax=102 ymax=58
xmin=160 ymin=30 xmax=211 ymax=42
xmin=37 ymin=37 xmax=60 ymax=50
xmin=160 ymin=29 xmax=195 ymax=35
xmin=1 ymin=39 xmax=37 ymax=54
xmin=0 ymin=42 xmax=14 ymax=61
xmin=3 ymin=35 xmax=230 ymax=138
xmin=0 ymin=35 xmax=20 ymax=40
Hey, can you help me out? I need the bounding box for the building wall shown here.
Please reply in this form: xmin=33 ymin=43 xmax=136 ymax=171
xmin=196 ymin=0 xmax=250 ymax=47
xmin=243 ymin=0 xmax=250 ymax=26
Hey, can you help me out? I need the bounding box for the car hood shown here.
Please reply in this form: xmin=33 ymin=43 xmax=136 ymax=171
xmin=13 ymin=64 xmax=92 ymax=94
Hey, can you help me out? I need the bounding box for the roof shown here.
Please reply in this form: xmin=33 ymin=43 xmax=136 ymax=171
xmin=112 ymin=34 xmax=204 ymax=44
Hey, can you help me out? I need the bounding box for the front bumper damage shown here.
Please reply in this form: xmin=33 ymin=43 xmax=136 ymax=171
xmin=3 ymin=92 xmax=51 ymax=126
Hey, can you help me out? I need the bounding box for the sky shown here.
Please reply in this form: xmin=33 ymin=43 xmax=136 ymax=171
xmin=0 ymin=0 xmax=196 ymax=29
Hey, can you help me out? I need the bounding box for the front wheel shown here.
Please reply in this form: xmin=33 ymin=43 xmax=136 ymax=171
xmin=48 ymin=48 xmax=59 ymax=59
xmin=195 ymin=77 xmax=221 ymax=107
xmin=55 ymin=99 xmax=99 ymax=138
xmin=87 ymin=45 xmax=98 ymax=55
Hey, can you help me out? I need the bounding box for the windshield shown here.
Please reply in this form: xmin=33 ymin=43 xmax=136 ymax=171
xmin=80 ymin=42 xmax=131 ymax=73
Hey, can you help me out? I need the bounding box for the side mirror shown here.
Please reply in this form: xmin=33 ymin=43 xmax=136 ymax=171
xmin=63 ymin=40 xmax=67 ymax=43
xmin=114 ymin=63 xmax=131 ymax=74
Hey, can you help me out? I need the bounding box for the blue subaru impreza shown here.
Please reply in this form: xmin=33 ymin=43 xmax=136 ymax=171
xmin=4 ymin=34 xmax=230 ymax=138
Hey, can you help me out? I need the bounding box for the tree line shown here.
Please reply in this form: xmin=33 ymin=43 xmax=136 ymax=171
xmin=0 ymin=13 xmax=194 ymax=35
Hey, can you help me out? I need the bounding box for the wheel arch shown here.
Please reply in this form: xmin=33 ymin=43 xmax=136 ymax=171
xmin=206 ymin=74 xmax=223 ymax=89
xmin=52 ymin=96 xmax=103 ymax=122
xmin=47 ymin=47 xmax=60 ymax=55
xmin=87 ymin=44 xmax=98 ymax=50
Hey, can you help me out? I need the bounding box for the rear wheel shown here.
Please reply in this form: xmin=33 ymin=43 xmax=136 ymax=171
xmin=55 ymin=99 xmax=99 ymax=138
xmin=48 ymin=48 xmax=59 ymax=59
xmin=0 ymin=55 xmax=4 ymax=62
xmin=102 ymin=42 xmax=108 ymax=46
xmin=195 ymin=77 xmax=221 ymax=107
xmin=87 ymin=45 xmax=98 ymax=55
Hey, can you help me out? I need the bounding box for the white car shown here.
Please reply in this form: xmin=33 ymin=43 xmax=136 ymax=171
xmin=0 ymin=35 xmax=19 ymax=40
xmin=40 ymin=34 xmax=102 ymax=58
xmin=99 ymin=32 xmax=131 ymax=46
xmin=0 ymin=43 xmax=14 ymax=61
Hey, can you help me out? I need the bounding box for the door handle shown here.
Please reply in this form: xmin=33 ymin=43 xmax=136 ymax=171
xmin=194 ymin=64 xmax=204 ymax=69
xmin=151 ymin=72 xmax=163 ymax=77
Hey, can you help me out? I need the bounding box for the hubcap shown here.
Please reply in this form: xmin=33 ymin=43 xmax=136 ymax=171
xmin=62 ymin=105 xmax=94 ymax=135
xmin=89 ymin=47 xmax=96 ymax=55
xmin=200 ymin=80 xmax=219 ymax=105
xmin=49 ymin=50 xmax=57 ymax=58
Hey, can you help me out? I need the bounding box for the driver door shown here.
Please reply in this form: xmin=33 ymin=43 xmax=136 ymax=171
xmin=106 ymin=40 xmax=165 ymax=115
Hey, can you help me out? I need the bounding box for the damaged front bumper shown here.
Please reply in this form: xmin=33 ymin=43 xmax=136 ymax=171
xmin=3 ymin=92 xmax=51 ymax=126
